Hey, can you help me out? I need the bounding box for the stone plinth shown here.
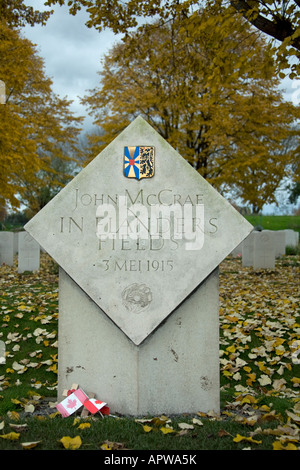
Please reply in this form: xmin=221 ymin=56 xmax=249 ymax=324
xmin=25 ymin=116 xmax=253 ymax=415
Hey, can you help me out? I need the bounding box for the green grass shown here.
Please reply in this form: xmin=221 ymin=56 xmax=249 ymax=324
xmin=245 ymin=214 xmax=300 ymax=234
xmin=0 ymin=254 xmax=299 ymax=451
xmin=0 ymin=412 xmax=283 ymax=451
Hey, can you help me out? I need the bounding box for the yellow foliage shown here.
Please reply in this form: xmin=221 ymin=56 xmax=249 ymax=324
xmin=0 ymin=432 xmax=20 ymax=440
xmin=81 ymin=7 xmax=299 ymax=212
xmin=273 ymin=441 xmax=298 ymax=450
xmin=0 ymin=20 xmax=83 ymax=211
xmin=59 ymin=435 xmax=82 ymax=450
xmin=233 ymin=433 xmax=262 ymax=445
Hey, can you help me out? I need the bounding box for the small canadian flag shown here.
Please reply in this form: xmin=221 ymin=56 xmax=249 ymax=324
xmin=56 ymin=387 xmax=109 ymax=417
xmin=83 ymin=398 xmax=109 ymax=415
xmin=56 ymin=388 xmax=89 ymax=417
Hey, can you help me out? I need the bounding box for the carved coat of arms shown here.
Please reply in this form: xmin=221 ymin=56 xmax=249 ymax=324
xmin=124 ymin=146 xmax=155 ymax=180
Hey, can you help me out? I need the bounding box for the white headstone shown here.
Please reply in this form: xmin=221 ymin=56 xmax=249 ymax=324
xmin=0 ymin=232 xmax=14 ymax=266
xmin=242 ymin=231 xmax=255 ymax=267
xmin=13 ymin=232 xmax=19 ymax=255
xmin=284 ymin=229 xmax=298 ymax=248
xmin=263 ymin=230 xmax=285 ymax=257
xmin=253 ymin=231 xmax=275 ymax=269
xmin=25 ymin=116 xmax=253 ymax=415
xmin=18 ymin=232 xmax=40 ymax=273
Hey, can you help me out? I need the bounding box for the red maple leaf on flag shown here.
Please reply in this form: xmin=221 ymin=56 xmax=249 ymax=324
xmin=67 ymin=398 xmax=77 ymax=409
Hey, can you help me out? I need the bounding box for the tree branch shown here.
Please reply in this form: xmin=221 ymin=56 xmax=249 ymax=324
xmin=230 ymin=0 xmax=300 ymax=51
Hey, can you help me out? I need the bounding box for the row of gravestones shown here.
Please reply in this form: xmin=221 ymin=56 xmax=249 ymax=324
xmin=232 ymin=229 xmax=299 ymax=269
xmin=1 ymin=228 xmax=298 ymax=273
xmin=0 ymin=231 xmax=40 ymax=273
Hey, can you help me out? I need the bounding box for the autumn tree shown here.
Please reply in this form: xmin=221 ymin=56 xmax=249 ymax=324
xmin=0 ymin=20 xmax=83 ymax=213
xmin=0 ymin=0 xmax=53 ymax=27
xmin=229 ymin=0 xmax=300 ymax=78
xmin=45 ymin=0 xmax=300 ymax=77
xmin=81 ymin=7 xmax=299 ymax=212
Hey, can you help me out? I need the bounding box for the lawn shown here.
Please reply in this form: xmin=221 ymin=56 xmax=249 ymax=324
xmin=0 ymin=253 xmax=299 ymax=451
xmin=245 ymin=214 xmax=300 ymax=234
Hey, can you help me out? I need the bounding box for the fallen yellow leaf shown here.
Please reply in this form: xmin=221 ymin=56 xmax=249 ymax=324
xmin=0 ymin=432 xmax=20 ymax=440
xmin=60 ymin=435 xmax=82 ymax=450
xmin=291 ymin=377 xmax=300 ymax=385
xmin=100 ymin=440 xmax=128 ymax=450
xmin=11 ymin=398 xmax=22 ymax=405
xmin=273 ymin=441 xmax=298 ymax=450
xmin=142 ymin=425 xmax=152 ymax=433
xmin=233 ymin=434 xmax=262 ymax=445
xmin=7 ymin=411 xmax=20 ymax=422
xmin=77 ymin=422 xmax=91 ymax=430
xmin=101 ymin=442 xmax=111 ymax=450
xmin=151 ymin=415 xmax=170 ymax=426
xmin=160 ymin=426 xmax=175 ymax=434
xmin=239 ymin=394 xmax=257 ymax=404
xmin=21 ymin=441 xmax=41 ymax=449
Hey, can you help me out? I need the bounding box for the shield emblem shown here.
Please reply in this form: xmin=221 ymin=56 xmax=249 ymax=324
xmin=124 ymin=146 xmax=155 ymax=180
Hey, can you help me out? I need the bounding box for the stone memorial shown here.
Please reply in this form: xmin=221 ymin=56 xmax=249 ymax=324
xmin=0 ymin=231 xmax=14 ymax=266
xmin=25 ymin=116 xmax=252 ymax=415
xmin=285 ymin=229 xmax=299 ymax=248
xmin=18 ymin=231 xmax=40 ymax=273
xmin=13 ymin=232 xmax=19 ymax=256
xmin=242 ymin=231 xmax=255 ymax=267
xmin=263 ymin=230 xmax=285 ymax=258
xmin=253 ymin=231 xmax=275 ymax=270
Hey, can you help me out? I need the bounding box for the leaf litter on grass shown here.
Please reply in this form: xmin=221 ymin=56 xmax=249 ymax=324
xmin=219 ymin=255 xmax=300 ymax=449
xmin=0 ymin=253 xmax=299 ymax=449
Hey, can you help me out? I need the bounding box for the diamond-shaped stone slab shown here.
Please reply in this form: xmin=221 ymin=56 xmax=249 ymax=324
xmin=25 ymin=116 xmax=253 ymax=345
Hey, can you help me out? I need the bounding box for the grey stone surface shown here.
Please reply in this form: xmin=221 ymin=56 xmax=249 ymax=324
xmin=284 ymin=229 xmax=299 ymax=248
xmin=25 ymin=116 xmax=252 ymax=346
xmin=253 ymin=231 xmax=275 ymax=269
xmin=242 ymin=231 xmax=255 ymax=267
xmin=57 ymin=267 xmax=220 ymax=415
xmin=263 ymin=230 xmax=285 ymax=257
xmin=0 ymin=231 xmax=14 ymax=266
xmin=18 ymin=231 xmax=40 ymax=273
xmin=25 ymin=116 xmax=253 ymax=416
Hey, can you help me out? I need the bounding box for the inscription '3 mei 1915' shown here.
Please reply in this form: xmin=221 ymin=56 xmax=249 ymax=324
xmin=100 ymin=258 xmax=174 ymax=272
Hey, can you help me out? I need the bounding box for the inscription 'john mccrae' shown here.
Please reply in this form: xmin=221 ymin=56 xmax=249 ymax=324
xmin=72 ymin=188 xmax=204 ymax=211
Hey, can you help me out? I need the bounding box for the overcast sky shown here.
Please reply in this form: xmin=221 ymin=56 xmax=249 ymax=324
xmin=23 ymin=1 xmax=122 ymax=131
